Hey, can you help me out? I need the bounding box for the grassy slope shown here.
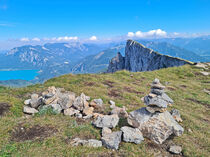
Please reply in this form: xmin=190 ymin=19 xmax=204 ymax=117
xmin=0 ymin=64 xmax=209 ymax=157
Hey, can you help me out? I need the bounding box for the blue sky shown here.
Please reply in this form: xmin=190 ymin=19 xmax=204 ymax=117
xmin=0 ymin=0 xmax=210 ymax=47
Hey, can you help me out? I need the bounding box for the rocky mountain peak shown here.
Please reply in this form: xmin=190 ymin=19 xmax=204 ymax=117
xmin=107 ymin=40 xmax=193 ymax=73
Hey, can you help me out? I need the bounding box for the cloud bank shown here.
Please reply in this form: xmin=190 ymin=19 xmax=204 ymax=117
xmin=127 ymin=29 xmax=167 ymax=38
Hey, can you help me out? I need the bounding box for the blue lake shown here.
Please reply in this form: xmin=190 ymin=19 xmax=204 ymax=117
xmin=0 ymin=70 xmax=39 ymax=81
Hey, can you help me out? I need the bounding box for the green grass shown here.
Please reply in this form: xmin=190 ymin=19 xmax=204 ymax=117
xmin=0 ymin=64 xmax=209 ymax=157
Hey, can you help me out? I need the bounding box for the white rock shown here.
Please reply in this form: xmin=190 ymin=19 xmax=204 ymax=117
xmin=23 ymin=106 xmax=38 ymax=114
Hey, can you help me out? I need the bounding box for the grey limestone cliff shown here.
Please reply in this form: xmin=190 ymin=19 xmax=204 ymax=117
xmin=107 ymin=40 xmax=193 ymax=73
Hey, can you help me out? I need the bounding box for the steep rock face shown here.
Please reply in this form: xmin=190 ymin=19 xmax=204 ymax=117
xmin=107 ymin=52 xmax=125 ymax=73
xmin=107 ymin=40 xmax=193 ymax=73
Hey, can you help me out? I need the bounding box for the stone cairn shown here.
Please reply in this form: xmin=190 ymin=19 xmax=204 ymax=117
xmin=23 ymin=79 xmax=184 ymax=152
xmin=128 ymin=78 xmax=184 ymax=144
xmin=144 ymin=78 xmax=173 ymax=113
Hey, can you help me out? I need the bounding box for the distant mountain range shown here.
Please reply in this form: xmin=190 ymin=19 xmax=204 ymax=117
xmin=0 ymin=37 xmax=209 ymax=86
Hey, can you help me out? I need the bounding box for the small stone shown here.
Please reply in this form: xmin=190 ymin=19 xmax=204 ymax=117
xmin=57 ymin=92 xmax=75 ymax=109
xmin=101 ymin=131 xmax=122 ymax=150
xmin=24 ymin=99 xmax=31 ymax=105
xmin=43 ymin=96 xmax=57 ymax=105
xmin=83 ymin=107 xmax=94 ymax=116
xmin=144 ymin=96 xmax=168 ymax=108
xmin=93 ymin=114 xmax=119 ymax=128
xmin=64 ymin=108 xmax=80 ymax=116
xmin=90 ymin=99 xmax=103 ymax=108
xmin=121 ymin=126 xmax=144 ymax=144
xmin=146 ymin=106 xmax=167 ymax=113
xmin=102 ymin=127 xmax=112 ymax=136
xmin=85 ymin=139 xmax=102 ymax=147
xmin=47 ymin=86 xmax=57 ymax=95
xmin=85 ymin=96 xmax=91 ymax=101
xmin=188 ymin=128 xmax=193 ymax=133
xmin=23 ymin=106 xmax=38 ymax=114
xmin=150 ymin=88 xmax=164 ymax=95
xmin=111 ymin=106 xmax=128 ymax=118
xmin=169 ymin=145 xmax=182 ymax=154
xmin=109 ymin=100 xmax=116 ymax=108
xmin=70 ymin=138 xmax=87 ymax=146
xmin=151 ymin=83 xmax=165 ymax=90
xmin=93 ymin=113 xmax=104 ymax=119
xmin=50 ymin=104 xmax=62 ymax=114
xmin=30 ymin=94 xmax=42 ymax=108
xmin=83 ymin=115 xmax=92 ymax=119
xmin=31 ymin=93 xmax=39 ymax=100
xmin=148 ymin=93 xmax=157 ymax=98
xmin=76 ymin=113 xmax=83 ymax=118
xmin=203 ymin=89 xmax=210 ymax=95
xmin=171 ymin=109 xmax=183 ymax=122
xmin=73 ymin=94 xmax=87 ymax=111
xmin=200 ymin=71 xmax=209 ymax=76
xmin=153 ymin=78 xmax=160 ymax=84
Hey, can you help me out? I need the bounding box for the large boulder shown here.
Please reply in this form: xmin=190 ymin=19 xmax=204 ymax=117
xmin=93 ymin=114 xmax=119 ymax=129
xmin=101 ymin=131 xmax=122 ymax=150
xmin=127 ymin=107 xmax=184 ymax=144
xmin=121 ymin=126 xmax=144 ymax=144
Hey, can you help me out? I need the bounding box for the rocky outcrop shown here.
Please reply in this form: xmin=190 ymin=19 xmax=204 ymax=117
xmin=107 ymin=40 xmax=193 ymax=73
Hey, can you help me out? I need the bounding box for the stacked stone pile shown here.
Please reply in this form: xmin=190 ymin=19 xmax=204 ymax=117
xmin=128 ymin=78 xmax=184 ymax=144
xmin=144 ymin=78 xmax=173 ymax=113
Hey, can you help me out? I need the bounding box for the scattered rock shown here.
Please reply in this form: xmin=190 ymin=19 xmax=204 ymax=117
xmin=70 ymin=138 xmax=87 ymax=146
xmin=200 ymin=71 xmax=209 ymax=76
xmin=57 ymin=92 xmax=75 ymax=109
xmin=23 ymin=106 xmax=38 ymax=114
xmin=195 ymin=63 xmax=208 ymax=69
xmin=90 ymin=99 xmax=103 ymax=108
xmin=93 ymin=114 xmax=119 ymax=128
xmin=24 ymin=99 xmax=31 ymax=105
xmin=73 ymin=93 xmax=87 ymax=111
xmin=85 ymin=139 xmax=102 ymax=147
xmin=171 ymin=109 xmax=183 ymax=122
xmin=203 ymin=89 xmax=210 ymax=95
xmin=102 ymin=127 xmax=112 ymax=137
xmin=111 ymin=106 xmax=128 ymax=118
xmin=30 ymin=94 xmax=42 ymax=108
xmin=169 ymin=145 xmax=182 ymax=154
xmin=83 ymin=107 xmax=94 ymax=116
xmin=128 ymin=107 xmax=184 ymax=144
xmin=50 ymin=104 xmax=62 ymax=114
xmin=121 ymin=126 xmax=144 ymax=144
xmin=76 ymin=113 xmax=83 ymax=119
xmin=64 ymin=108 xmax=80 ymax=116
xmin=101 ymin=131 xmax=122 ymax=150
xmin=109 ymin=100 xmax=116 ymax=109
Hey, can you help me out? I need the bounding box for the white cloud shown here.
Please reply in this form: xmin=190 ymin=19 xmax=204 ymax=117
xmin=89 ymin=36 xmax=97 ymax=41
xmin=20 ymin=37 xmax=30 ymax=42
xmin=56 ymin=36 xmax=78 ymax=41
xmin=32 ymin=37 xmax=41 ymax=42
xmin=135 ymin=31 xmax=144 ymax=38
xmin=127 ymin=29 xmax=167 ymax=38
xmin=127 ymin=32 xmax=135 ymax=38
